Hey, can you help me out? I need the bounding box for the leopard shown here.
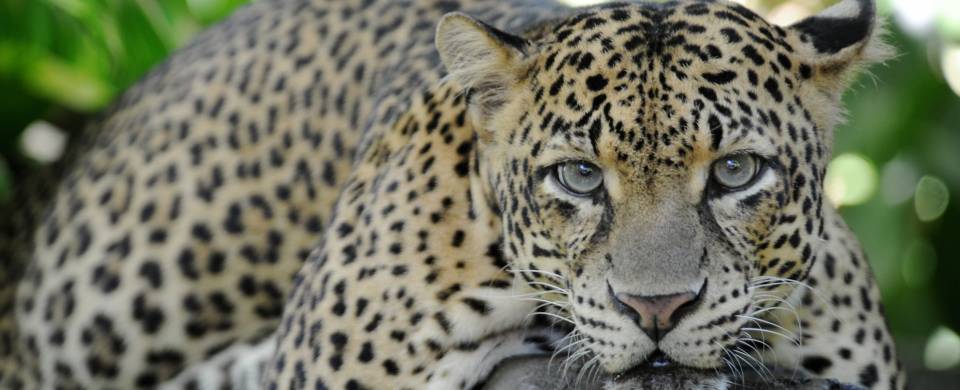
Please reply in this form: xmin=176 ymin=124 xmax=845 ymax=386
xmin=0 ymin=0 xmax=905 ymax=389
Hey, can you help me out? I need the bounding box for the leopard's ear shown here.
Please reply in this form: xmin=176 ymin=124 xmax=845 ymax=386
xmin=787 ymin=0 xmax=893 ymax=94
xmin=436 ymin=12 xmax=532 ymax=128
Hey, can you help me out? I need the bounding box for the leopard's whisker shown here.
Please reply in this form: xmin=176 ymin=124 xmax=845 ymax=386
xmin=714 ymin=341 xmax=744 ymax=381
xmin=736 ymin=314 xmax=799 ymax=343
xmin=730 ymin=345 xmax=773 ymax=382
xmin=508 ymin=268 xmax=565 ymax=281
xmin=575 ymin=354 xmax=602 ymax=388
xmin=748 ymin=294 xmax=805 ymax=347
xmin=740 ymin=326 xmax=799 ymax=345
xmin=550 ymin=338 xmax=586 ymax=370
xmin=525 ymin=311 xmax=575 ymax=326
xmin=525 ymin=281 xmax=570 ymax=295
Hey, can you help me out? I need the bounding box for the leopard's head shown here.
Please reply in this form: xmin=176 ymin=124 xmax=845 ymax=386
xmin=437 ymin=0 xmax=888 ymax=373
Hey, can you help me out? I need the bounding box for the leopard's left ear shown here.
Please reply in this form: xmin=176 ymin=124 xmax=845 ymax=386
xmin=786 ymin=0 xmax=893 ymax=93
xmin=436 ymin=12 xmax=533 ymax=129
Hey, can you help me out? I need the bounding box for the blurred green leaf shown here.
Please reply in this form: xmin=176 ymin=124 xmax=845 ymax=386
xmin=187 ymin=0 xmax=248 ymax=23
xmin=938 ymin=0 xmax=960 ymax=41
xmin=24 ymin=54 xmax=113 ymax=111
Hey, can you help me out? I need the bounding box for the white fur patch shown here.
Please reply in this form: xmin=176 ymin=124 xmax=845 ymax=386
xmin=159 ymin=335 xmax=276 ymax=390
xmin=426 ymin=327 xmax=565 ymax=390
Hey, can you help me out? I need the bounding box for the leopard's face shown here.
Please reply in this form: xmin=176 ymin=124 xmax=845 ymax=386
xmin=437 ymin=0 xmax=879 ymax=373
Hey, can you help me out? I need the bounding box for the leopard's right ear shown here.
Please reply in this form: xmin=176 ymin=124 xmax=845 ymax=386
xmin=436 ymin=12 xmax=533 ymax=128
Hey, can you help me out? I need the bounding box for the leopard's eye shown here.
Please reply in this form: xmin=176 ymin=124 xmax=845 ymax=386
xmin=556 ymin=161 xmax=603 ymax=196
xmin=711 ymin=154 xmax=760 ymax=190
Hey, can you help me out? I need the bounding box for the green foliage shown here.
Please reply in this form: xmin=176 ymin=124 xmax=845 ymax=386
xmin=0 ymin=0 xmax=249 ymax=199
xmin=836 ymin=28 xmax=960 ymax=344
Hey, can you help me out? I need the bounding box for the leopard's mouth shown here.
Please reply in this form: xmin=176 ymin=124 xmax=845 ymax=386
xmin=608 ymin=348 xmax=731 ymax=384
xmin=641 ymin=349 xmax=674 ymax=369
xmin=611 ymin=349 xmax=677 ymax=380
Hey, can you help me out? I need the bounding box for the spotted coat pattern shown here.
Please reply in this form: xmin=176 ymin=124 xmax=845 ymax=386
xmin=1 ymin=0 xmax=904 ymax=389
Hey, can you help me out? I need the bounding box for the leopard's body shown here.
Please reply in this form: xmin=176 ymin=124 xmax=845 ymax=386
xmin=0 ymin=0 xmax=905 ymax=389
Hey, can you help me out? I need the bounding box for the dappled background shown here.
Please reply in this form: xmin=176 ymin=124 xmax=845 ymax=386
xmin=1 ymin=0 xmax=958 ymax=382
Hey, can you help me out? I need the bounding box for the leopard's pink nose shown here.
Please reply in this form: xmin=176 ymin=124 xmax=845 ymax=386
xmin=610 ymin=280 xmax=706 ymax=341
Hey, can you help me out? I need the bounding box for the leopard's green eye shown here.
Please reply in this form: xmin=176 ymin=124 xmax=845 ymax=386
xmin=556 ymin=161 xmax=603 ymax=196
xmin=712 ymin=154 xmax=760 ymax=189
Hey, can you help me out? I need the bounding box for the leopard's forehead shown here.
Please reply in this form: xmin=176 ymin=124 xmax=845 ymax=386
xmin=523 ymin=1 xmax=819 ymax=178
xmin=539 ymin=1 xmax=796 ymax=83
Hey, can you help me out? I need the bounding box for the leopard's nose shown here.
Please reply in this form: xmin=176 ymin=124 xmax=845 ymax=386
xmin=609 ymin=280 xmax=706 ymax=342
